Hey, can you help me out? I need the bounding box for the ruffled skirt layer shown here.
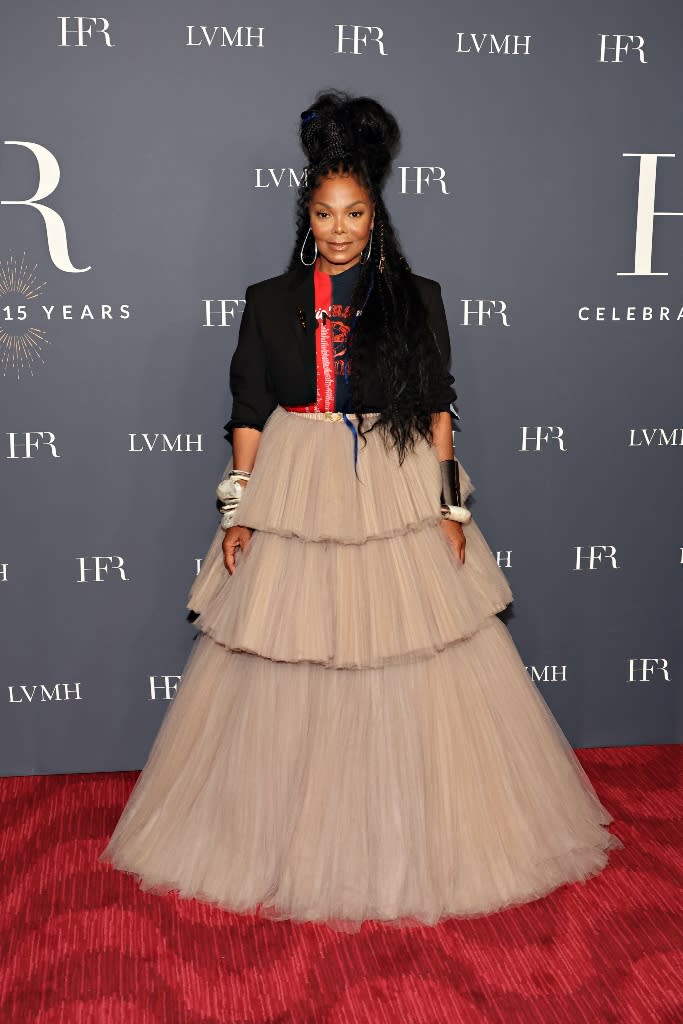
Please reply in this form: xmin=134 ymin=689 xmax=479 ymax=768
xmin=100 ymin=405 xmax=622 ymax=929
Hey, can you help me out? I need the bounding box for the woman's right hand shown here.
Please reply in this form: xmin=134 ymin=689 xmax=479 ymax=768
xmin=222 ymin=525 xmax=254 ymax=575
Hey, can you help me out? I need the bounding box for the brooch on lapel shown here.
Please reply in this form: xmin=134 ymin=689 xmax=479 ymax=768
xmin=296 ymin=306 xmax=308 ymax=332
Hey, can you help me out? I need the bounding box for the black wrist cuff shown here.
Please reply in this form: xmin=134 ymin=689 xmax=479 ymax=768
xmin=439 ymin=458 xmax=462 ymax=507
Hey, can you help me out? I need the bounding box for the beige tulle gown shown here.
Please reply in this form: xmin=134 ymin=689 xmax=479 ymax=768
xmin=100 ymin=405 xmax=622 ymax=930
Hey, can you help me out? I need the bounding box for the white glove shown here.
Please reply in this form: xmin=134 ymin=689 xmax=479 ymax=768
xmin=216 ymin=471 xmax=251 ymax=530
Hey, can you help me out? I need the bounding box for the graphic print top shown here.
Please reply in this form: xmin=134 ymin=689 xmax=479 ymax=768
xmin=285 ymin=259 xmax=362 ymax=413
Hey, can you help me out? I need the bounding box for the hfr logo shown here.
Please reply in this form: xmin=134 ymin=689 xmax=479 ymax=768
xmin=335 ymin=25 xmax=387 ymax=54
xmin=598 ymin=35 xmax=646 ymax=63
xmin=2 ymin=142 xmax=90 ymax=273
xmin=619 ymin=154 xmax=683 ymax=276
xmin=58 ymin=17 xmax=115 ymax=46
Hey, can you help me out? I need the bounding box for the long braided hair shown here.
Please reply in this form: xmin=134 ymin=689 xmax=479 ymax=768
xmin=286 ymin=89 xmax=446 ymax=466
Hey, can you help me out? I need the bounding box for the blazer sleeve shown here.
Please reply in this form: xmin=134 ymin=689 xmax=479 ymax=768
xmin=424 ymin=281 xmax=458 ymax=413
xmin=223 ymin=284 xmax=278 ymax=445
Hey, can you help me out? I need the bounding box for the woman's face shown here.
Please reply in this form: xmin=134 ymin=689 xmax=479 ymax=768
xmin=307 ymin=169 xmax=375 ymax=275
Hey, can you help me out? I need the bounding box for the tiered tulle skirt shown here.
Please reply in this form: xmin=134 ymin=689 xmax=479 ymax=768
xmin=99 ymin=405 xmax=622 ymax=930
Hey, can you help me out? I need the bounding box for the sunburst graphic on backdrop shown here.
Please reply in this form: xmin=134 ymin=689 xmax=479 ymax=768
xmin=0 ymin=252 xmax=49 ymax=379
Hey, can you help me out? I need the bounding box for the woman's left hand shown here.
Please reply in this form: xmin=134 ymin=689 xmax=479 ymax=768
xmin=439 ymin=518 xmax=466 ymax=564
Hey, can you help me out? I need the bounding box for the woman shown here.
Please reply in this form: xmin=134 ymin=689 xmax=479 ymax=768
xmin=100 ymin=90 xmax=622 ymax=930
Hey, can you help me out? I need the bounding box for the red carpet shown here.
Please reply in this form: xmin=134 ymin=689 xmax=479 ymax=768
xmin=1 ymin=745 xmax=681 ymax=1023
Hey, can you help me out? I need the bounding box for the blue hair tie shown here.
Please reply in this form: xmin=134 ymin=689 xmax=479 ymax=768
xmin=301 ymin=110 xmax=317 ymax=123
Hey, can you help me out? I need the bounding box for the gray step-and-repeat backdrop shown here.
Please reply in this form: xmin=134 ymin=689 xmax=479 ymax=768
xmin=1 ymin=1 xmax=681 ymax=776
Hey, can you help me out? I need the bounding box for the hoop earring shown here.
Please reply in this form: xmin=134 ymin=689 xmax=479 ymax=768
xmin=359 ymin=227 xmax=374 ymax=264
xmin=300 ymin=227 xmax=318 ymax=266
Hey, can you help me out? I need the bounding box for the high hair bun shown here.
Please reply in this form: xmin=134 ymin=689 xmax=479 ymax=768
xmin=299 ymin=90 xmax=400 ymax=187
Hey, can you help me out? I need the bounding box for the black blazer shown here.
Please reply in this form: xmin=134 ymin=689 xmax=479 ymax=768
xmin=224 ymin=262 xmax=457 ymax=443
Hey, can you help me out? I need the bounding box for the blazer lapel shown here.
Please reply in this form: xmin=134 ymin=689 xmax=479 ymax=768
xmin=286 ymin=263 xmax=317 ymax=394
